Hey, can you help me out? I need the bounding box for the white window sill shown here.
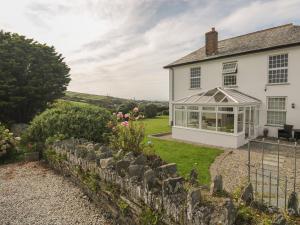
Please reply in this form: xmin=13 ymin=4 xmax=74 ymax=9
xmin=266 ymin=83 xmax=290 ymax=86
xmin=223 ymin=85 xmax=238 ymax=88
xmin=264 ymin=124 xmax=284 ymax=128
xmin=189 ymin=87 xmax=201 ymax=90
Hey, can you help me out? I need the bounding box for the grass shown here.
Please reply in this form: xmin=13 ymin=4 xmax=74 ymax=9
xmin=140 ymin=116 xmax=223 ymax=185
xmin=65 ymin=91 xmax=108 ymax=101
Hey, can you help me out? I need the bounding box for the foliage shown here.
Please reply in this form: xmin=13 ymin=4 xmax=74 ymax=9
xmin=0 ymin=123 xmax=20 ymax=158
xmin=0 ymin=31 xmax=70 ymax=123
xmin=117 ymin=101 xmax=137 ymax=114
xmin=110 ymin=121 xmax=145 ymax=153
xmin=22 ymin=101 xmax=112 ymax=146
xmin=118 ymin=199 xmax=129 ymax=216
xmin=144 ymin=104 xmax=158 ymax=118
xmin=139 ymin=207 xmax=162 ymax=225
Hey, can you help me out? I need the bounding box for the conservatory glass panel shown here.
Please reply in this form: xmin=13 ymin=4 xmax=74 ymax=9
xmin=203 ymin=106 xmax=216 ymax=111
xmin=217 ymin=113 xmax=234 ymax=133
xmin=187 ymin=111 xmax=199 ymax=128
xmin=175 ymin=110 xmax=186 ymax=127
xmin=238 ymin=113 xmax=244 ymax=133
xmin=202 ymin=112 xmax=216 ymax=131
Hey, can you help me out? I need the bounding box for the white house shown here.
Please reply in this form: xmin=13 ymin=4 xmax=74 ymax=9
xmin=164 ymin=24 xmax=300 ymax=148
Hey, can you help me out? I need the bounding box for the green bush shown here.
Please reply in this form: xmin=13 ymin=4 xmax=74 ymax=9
xmin=144 ymin=104 xmax=158 ymax=118
xmin=23 ymin=101 xmax=112 ymax=145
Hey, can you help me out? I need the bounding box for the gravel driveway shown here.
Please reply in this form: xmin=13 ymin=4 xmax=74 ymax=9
xmin=0 ymin=162 xmax=111 ymax=225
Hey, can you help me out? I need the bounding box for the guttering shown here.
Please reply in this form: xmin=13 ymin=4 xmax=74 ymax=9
xmin=163 ymin=42 xmax=300 ymax=69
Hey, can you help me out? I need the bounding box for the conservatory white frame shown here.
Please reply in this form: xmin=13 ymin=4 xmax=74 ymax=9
xmin=172 ymin=87 xmax=261 ymax=139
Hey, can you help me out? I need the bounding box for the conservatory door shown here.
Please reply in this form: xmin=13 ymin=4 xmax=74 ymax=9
xmin=245 ymin=106 xmax=255 ymax=138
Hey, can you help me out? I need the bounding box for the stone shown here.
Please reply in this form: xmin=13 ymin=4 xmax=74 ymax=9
xmin=115 ymin=149 xmax=124 ymax=159
xmin=116 ymin=160 xmax=130 ymax=177
xmin=128 ymin=165 xmax=144 ymax=178
xmin=187 ymin=188 xmax=202 ymax=221
xmin=157 ymin=163 xmax=177 ymax=179
xmin=144 ymin=169 xmax=156 ymax=189
xmin=162 ymin=177 xmax=184 ymax=195
xmin=124 ymin=152 xmax=135 ymax=161
xmin=86 ymin=143 xmax=95 ymax=151
xmin=93 ymin=143 xmax=102 ymax=151
xmin=151 ymin=158 xmax=163 ymax=169
xmin=240 ymin=183 xmax=254 ymax=205
xmin=210 ymin=175 xmax=223 ymax=195
xmin=287 ymin=191 xmax=299 ymax=216
xmin=100 ymin=145 xmax=110 ymax=152
xmin=100 ymin=157 xmax=114 ymax=169
xmin=24 ymin=152 xmax=40 ymax=162
xmin=189 ymin=168 xmax=199 ymax=186
xmin=131 ymin=154 xmax=147 ymax=165
xmin=272 ymin=214 xmax=287 ymax=225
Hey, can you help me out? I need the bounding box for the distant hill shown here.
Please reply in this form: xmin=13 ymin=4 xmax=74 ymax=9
xmin=62 ymin=91 xmax=168 ymax=113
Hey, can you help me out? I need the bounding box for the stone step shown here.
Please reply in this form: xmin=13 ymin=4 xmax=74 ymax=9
xmin=263 ymin=160 xmax=284 ymax=167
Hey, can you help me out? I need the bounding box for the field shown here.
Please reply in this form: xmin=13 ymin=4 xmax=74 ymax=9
xmin=141 ymin=116 xmax=223 ymax=185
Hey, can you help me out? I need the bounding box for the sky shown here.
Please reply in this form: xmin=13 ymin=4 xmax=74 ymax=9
xmin=1 ymin=0 xmax=300 ymax=100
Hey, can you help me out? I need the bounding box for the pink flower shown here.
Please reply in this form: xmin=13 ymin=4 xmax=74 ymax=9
xmin=133 ymin=107 xmax=139 ymax=112
xmin=121 ymin=121 xmax=129 ymax=127
xmin=124 ymin=113 xmax=129 ymax=118
xmin=117 ymin=112 xmax=123 ymax=119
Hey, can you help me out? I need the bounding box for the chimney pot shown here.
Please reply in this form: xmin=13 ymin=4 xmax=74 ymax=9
xmin=205 ymin=27 xmax=218 ymax=56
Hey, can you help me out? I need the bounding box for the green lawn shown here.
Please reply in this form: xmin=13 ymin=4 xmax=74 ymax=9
xmin=141 ymin=116 xmax=223 ymax=185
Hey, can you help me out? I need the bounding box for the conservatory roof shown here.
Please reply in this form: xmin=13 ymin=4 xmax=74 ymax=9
xmin=174 ymin=87 xmax=261 ymax=105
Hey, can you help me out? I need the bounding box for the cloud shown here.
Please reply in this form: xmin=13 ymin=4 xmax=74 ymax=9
xmin=1 ymin=0 xmax=300 ymax=100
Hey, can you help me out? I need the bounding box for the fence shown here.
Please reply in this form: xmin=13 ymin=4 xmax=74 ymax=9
xmin=247 ymin=138 xmax=299 ymax=209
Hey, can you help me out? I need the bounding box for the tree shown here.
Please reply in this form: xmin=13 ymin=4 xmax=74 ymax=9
xmin=117 ymin=101 xmax=137 ymax=114
xmin=144 ymin=104 xmax=158 ymax=118
xmin=0 ymin=31 xmax=70 ymax=123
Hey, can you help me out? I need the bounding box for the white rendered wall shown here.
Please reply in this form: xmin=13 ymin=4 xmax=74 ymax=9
xmin=169 ymin=46 xmax=300 ymax=137
xmin=172 ymin=126 xmax=246 ymax=148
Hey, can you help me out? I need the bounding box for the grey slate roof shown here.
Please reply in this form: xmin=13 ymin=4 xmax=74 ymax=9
xmin=165 ymin=24 xmax=300 ymax=68
xmin=174 ymin=87 xmax=261 ymax=105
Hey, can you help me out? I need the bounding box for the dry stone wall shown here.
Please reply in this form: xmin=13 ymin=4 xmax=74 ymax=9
xmin=46 ymin=138 xmax=236 ymax=225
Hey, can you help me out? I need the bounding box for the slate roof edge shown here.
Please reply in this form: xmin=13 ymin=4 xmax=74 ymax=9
xmin=163 ymin=41 xmax=300 ymax=69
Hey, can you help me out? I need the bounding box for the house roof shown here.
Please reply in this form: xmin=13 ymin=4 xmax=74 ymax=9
xmin=173 ymin=87 xmax=261 ymax=105
xmin=164 ymin=24 xmax=300 ymax=68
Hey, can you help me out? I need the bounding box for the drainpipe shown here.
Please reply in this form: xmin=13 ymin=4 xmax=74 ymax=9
xmin=170 ymin=68 xmax=174 ymax=126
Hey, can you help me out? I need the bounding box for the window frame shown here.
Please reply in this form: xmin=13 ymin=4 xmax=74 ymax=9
xmin=268 ymin=53 xmax=288 ymax=84
xmin=190 ymin=67 xmax=201 ymax=89
xmin=266 ymin=96 xmax=287 ymax=126
xmin=222 ymin=61 xmax=238 ymax=87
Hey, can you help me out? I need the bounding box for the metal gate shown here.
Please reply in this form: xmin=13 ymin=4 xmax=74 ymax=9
xmin=247 ymin=139 xmax=299 ymax=209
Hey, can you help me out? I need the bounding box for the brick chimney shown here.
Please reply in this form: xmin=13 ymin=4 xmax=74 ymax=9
xmin=205 ymin=27 xmax=218 ymax=56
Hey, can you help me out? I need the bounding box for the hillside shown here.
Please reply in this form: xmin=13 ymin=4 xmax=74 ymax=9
xmin=62 ymin=91 xmax=168 ymax=112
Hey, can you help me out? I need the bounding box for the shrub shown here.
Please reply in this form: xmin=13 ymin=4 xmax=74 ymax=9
xmin=117 ymin=102 xmax=137 ymax=114
xmin=110 ymin=121 xmax=145 ymax=153
xmin=23 ymin=101 xmax=112 ymax=145
xmin=0 ymin=123 xmax=20 ymax=158
xmin=144 ymin=104 xmax=158 ymax=118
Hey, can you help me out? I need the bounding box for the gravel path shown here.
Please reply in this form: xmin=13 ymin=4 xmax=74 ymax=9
xmin=210 ymin=149 xmax=261 ymax=193
xmin=0 ymin=162 xmax=111 ymax=225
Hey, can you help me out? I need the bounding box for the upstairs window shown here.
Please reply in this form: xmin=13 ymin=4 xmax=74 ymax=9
xmin=267 ymin=97 xmax=286 ymax=126
xmin=268 ymin=54 xmax=288 ymax=84
xmin=222 ymin=62 xmax=237 ymax=86
xmin=190 ymin=67 xmax=201 ymax=89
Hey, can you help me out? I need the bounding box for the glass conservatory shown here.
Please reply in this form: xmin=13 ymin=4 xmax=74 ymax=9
xmin=172 ymin=88 xmax=261 ymax=148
